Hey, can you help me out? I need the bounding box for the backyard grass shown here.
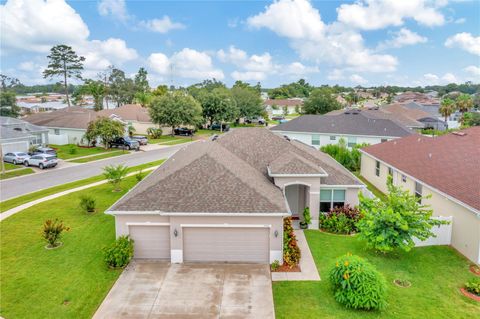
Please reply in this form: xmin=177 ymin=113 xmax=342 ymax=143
xmin=273 ymin=230 xmax=479 ymax=319
xmin=354 ymin=173 xmax=387 ymax=201
xmin=0 ymin=159 xmax=165 ymax=213
xmin=0 ymin=168 xmax=35 ymax=180
xmin=50 ymin=144 xmax=117 ymax=160
xmin=0 ymin=175 xmax=145 ymax=319
xmin=69 ymin=150 xmax=125 ymax=163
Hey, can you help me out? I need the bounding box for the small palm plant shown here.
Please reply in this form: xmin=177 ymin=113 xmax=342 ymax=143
xmin=439 ymin=98 xmax=455 ymax=127
xmin=43 ymin=219 xmax=70 ymax=248
xmin=103 ymin=164 xmax=129 ymax=192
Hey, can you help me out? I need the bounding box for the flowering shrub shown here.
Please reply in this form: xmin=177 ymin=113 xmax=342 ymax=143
xmin=43 ymin=219 xmax=70 ymax=248
xmin=103 ymin=236 xmax=134 ymax=268
xmin=283 ymin=217 xmax=301 ymax=268
xmin=330 ymin=254 xmax=387 ymax=310
xmin=319 ymin=205 xmax=362 ymax=234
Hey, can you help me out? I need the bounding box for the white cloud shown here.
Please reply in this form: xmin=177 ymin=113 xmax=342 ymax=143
xmin=464 ymin=65 xmax=480 ymax=76
xmin=246 ymin=0 xmax=397 ymax=73
xmin=327 ymin=69 xmax=345 ymax=81
xmin=139 ymin=16 xmax=185 ymax=33
xmin=442 ymin=72 xmax=457 ymax=83
xmin=97 ymin=0 xmax=130 ymax=22
xmin=231 ymin=71 xmax=267 ymax=81
xmin=423 ymin=73 xmax=440 ymax=83
xmin=423 ymin=72 xmax=460 ymax=85
xmin=148 ymin=48 xmax=224 ymax=80
xmin=454 ymin=17 xmax=466 ymax=24
xmin=80 ymin=38 xmax=138 ymax=72
xmin=337 ymin=0 xmax=446 ymax=30
xmin=378 ymin=28 xmax=427 ymax=49
xmin=349 ymin=74 xmax=368 ymax=85
xmin=282 ymin=62 xmax=319 ymax=76
xmin=445 ymin=32 xmax=480 ymax=56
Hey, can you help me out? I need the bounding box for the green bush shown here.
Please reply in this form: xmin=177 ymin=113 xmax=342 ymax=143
xmin=135 ymin=170 xmax=144 ymax=182
xmin=303 ymin=207 xmax=311 ymax=225
xmin=283 ymin=217 xmax=301 ymax=268
xmin=147 ymin=127 xmax=162 ymax=139
xmin=43 ymin=219 xmax=70 ymax=248
xmin=320 ymin=139 xmax=368 ymax=172
xmin=464 ymin=278 xmax=480 ymax=296
xmin=79 ymin=195 xmax=96 ymax=213
xmin=67 ymin=145 xmax=77 ymax=155
xmin=330 ymin=254 xmax=387 ymax=310
xmin=271 ymin=260 xmax=280 ymax=271
xmin=103 ymin=235 xmax=134 ymax=268
xmin=319 ymin=205 xmax=362 ymax=234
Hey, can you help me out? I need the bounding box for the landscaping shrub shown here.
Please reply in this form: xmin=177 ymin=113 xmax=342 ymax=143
xmin=67 ymin=144 xmax=77 ymax=155
xmin=42 ymin=219 xmax=70 ymax=248
xmin=135 ymin=170 xmax=144 ymax=182
xmin=147 ymin=127 xmax=162 ymax=139
xmin=319 ymin=205 xmax=362 ymax=234
xmin=79 ymin=195 xmax=96 ymax=213
xmin=464 ymin=278 xmax=480 ymax=296
xmin=103 ymin=235 xmax=134 ymax=268
xmin=103 ymin=164 xmax=129 ymax=192
xmin=330 ymin=254 xmax=387 ymax=310
xmin=320 ymin=139 xmax=368 ymax=172
xmin=271 ymin=260 xmax=280 ymax=271
xmin=283 ymin=217 xmax=301 ymax=268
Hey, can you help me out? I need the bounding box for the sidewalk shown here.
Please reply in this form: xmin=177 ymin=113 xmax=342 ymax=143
xmin=0 ymin=166 xmax=159 ymax=222
xmin=271 ymin=230 xmax=321 ymax=281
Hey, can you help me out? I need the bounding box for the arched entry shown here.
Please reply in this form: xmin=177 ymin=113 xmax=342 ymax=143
xmin=284 ymin=184 xmax=310 ymax=220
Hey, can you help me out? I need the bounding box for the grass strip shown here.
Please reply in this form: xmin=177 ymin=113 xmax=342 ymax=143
xmin=0 ymin=168 xmax=35 ymax=180
xmin=69 ymin=151 xmax=125 ymax=163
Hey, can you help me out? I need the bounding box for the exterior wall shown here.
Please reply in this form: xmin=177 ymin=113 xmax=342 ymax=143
xmin=1 ymin=139 xmax=30 ymax=154
xmin=272 ymin=131 xmax=391 ymax=149
xmin=47 ymin=128 xmax=86 ymax=145
xmin=360 ymin=153 xmax=480 ymax=264
xmin=266 ymin=105 xmax=300 ymax=115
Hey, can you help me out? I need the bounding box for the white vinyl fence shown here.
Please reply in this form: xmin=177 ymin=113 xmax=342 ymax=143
xmin=414 ymin=216 xmax=452 ymax=247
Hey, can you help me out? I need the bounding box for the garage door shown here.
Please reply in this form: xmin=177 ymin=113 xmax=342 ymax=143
xmin=1 ymin=141 xmax=29 ymax=155
xmin=183 ymin=227 xmax=269 ymax=263
xmin=128 ymin=225 xmax=170 ymax=259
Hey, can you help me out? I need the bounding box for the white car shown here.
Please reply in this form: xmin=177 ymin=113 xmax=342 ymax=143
xmin=24 ymin=154 xmax=58 ymax=169
xmin=3 ymin=152 xmax=30 ymax=165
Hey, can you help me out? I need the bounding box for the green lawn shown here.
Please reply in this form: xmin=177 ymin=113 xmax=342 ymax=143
xmin=0 ymin=159 xmax=165 ymax=213
xmin=0 ymin=168 xmax=35 ymax=180
xmin=273 ymin=231 xmax=479 ymax=319
xmin=0 ymin=175 xmax=145 ymax=319
xmin=354 ymin=173 xmax=387 ymax=201
xmin=3 ymin=162 xmax=18 ymax=171
xmin=69 ymin=150 xmax=125 ymax=163
xmin=50 ymin=144 xmax=117 ymax=160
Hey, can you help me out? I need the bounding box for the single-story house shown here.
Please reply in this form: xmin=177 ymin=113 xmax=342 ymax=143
xmin=99 ymin=104 xmax=159 ymax=135
xmin=0 ymin=116 xmax=49 ymax=154
xmin=270 ymin=110 xmax=414 ymax=148
xmin=264 ymin=98 xmax=304 ymax=116
xmin=360 ymin=127 xmax=480 ymax=264
xmin=106 ymin=128 xmax=364 ymax=263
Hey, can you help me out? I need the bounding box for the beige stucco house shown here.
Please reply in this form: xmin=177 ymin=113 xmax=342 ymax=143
xmin=107 ymin=128 xmax=364 ymax=264
xmin=360 ymin=128 xmax=480 ymax=264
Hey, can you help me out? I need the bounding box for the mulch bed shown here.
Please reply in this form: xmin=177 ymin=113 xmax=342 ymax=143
xmin=469 ymin=265 xmax=480 ymax=276
xmin=460 ymin=288 xmax=480 ymax=302
xmin=272 ymin=264 xmax=301 ymax=272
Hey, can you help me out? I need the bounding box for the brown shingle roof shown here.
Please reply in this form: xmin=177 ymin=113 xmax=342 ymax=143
xmin=361 ymin=127 xmax=480 ymax=211
xmin=264 ymin=99 xmax=303 ymax=106
xmin=22 ymin=107 xmax=97 ymax=129
xmin=98 ymin=104 xmax=152 ymax=123
xmin=269 ymin=151 xmax=325 ymax=175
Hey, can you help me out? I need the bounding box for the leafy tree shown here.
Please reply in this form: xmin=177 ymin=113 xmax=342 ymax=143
xmin=231 ymin=85 xmax=263 ymax=120
xmin=439 ymin=98 xmax=455 ymax=127
xmin=108 ymin=68 xmax=135 ymax=107
xmin=357 ymin=176 xmax=448 ymax=253
xmin=84 ymin=117 xmax=125 ymax=149
xmin=149 ymin=91 xmax=203 ymax=136
xmin=198 ymin=88 xmax=238 ymax=128
xmin=103 ymin=164 xmax=129 ymax=192
xmin=0 ymin=74 xmax=21 ymax=90
xmin=455 ymin=94 xmax=473 ymax=123
xmin=84 ymin=80 xmax=106 ymax=111
xmin=0 ymin=91 xmax=21 ymax=117
xmin=134 ymin=67 xmax=150 ymax=93
xmin=134 ymin=92 xmax=152 ymax=107
xmin=269 ymin=79 xmax=313 ymax=99
xmin=187 ymin=79 xmax=226 ymax=99
xmin=152 ymin=85 xmax=168 ymax=97
xmin=320 ymin=138 xmax=367 ymax=172
xmin=463 ymin=112 xmax=480 ymax=126
xmin=43 ymin=45 xmax=85 ymax=107
xmin=303 ymin=87 xmax=341 ymax=114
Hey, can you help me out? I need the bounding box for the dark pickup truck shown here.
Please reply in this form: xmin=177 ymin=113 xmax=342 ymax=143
xmin=109 ymin=137 xmax=140 ymax=150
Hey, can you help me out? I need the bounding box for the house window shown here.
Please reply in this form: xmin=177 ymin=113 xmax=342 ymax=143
xmin=402 ymin=174 xmax=407 ymax=182
xmin=54 ymin=129 xmax=60 ymax=135
xmin=388 ymin=167 xmax=393 ymax=176
xmin=381 ymin=138 xmax=388 ymax=143
xmin=375 ymin=161 xmax=380 ymax=176
xmin=415 ymin=182 xmax=422 ymax=203
xmin=347 ymin=136 xmax=357 ymax=147
xmin=330 ymin=135 xmax=336 ymax=141
xmin=311 ymin=134 xmax=320 ymax=146
xmin=320 ymin=189 xmax=346 ymax=212
xmin=31 ymin=134 xmax=42 ymax=145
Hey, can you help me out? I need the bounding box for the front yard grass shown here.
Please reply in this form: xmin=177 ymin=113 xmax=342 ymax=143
xmin=0 ymin=175 xmax=143 ymax=319
xmin=0 ymin=168 xmax=35 ymax=180
xmin=3 ymin=162 xmax=19 ymax=171
xmin=273 ymin=231 xmax=479 ymax=318
xmin=69 ymin=150 xmax=125 ymax=163
xmin=50 ymin=144 xmax=117 ymax=160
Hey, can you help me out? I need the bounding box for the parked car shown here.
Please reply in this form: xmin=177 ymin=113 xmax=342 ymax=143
xmin=278 ymin=119 xmax=289 ymax=124
xmin=245 ymin=117 xmax=266 ymax=125
xmin=131 ymin=135 xmax=148 ymax=145
xmin=24 ymin=154 xmax=58 ymax=169
xmin=271 ymin=115 xmax=285 ymax=121
xmin=209 ymin=123 xmax=230 ymax=132
xmin=32 ymin=147 xmax=57 ymax=156
xmin=109 ymin=137 xmax=140 ymax=150
xmin=174 ymin=127 xmax=195 ymax=136
xmin=3 ymin=152 xmax=30 ymax=165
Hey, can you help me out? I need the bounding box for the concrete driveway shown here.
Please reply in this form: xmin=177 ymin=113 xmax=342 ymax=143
xmin=94 ymin=261 xmax=274 ymax=319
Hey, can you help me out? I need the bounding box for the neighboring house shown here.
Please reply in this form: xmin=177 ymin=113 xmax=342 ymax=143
xmin=107 ymin=128 xmax=364 ymax=263
xmin=360 ymin=128 xmax=480 ymax=264
xmin=404 ymin=101 xmax=460 ymax=129
xmin=0 ymin=116 xmax=49 ymax=154
xmin=270 ymin=111 xmax=414 ymax=148
xmin=264 ymin=98 xmax=303 ymax=116
xmin=99 ymin=104 xmax=157 ymax=135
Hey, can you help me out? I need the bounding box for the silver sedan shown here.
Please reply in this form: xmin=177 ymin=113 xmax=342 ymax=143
xmin=3 ymin=152 xmax=30 ymax=165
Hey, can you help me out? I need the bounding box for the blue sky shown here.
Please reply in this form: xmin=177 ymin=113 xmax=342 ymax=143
xmin=1 ymin=0 xmax=479 ymax=88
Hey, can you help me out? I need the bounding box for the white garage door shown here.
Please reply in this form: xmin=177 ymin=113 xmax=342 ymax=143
xmin=128 ymin=225 xmax=170 ymax=259
xmin=1 ymin=141 xmax=29 ymax=155
xmin=183 ymin=227 xmax=269 ymax=263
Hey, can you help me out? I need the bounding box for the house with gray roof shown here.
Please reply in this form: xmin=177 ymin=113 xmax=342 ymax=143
xmin=107 ymin=128 xmax=364 ymax=264
xmin=271 ymin=111 xmax=414 ymax=148
xmin=0 ymin=116 xmax=48 ymax=154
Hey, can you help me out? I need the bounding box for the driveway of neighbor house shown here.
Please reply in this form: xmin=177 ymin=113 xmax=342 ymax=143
xmin=94 ymin=261 xmax=274 ymax=319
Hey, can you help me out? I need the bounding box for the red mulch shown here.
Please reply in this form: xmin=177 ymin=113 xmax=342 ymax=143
xmin=469 ymin=265 xmax=480 ymax=276
xmin=272 ymin=264 xmax=301 ymax=272
xmin=460 ymin=288 xmax=480 ymax=302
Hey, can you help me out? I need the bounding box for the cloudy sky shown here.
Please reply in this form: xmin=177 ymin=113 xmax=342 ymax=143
xmin=1 ymin=0 xmax=479 ymax=88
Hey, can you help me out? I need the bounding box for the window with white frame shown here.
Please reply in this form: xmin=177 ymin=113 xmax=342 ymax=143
xmin=402 ymin=174 xmax=407 ymax=182
xmin=330 ymin=135 xmax=336 ymax=141
xmin=375 ymin=161 xmax=380 ymax=176
xmin=347 ymin=136 xmax=357 ymax=147
xmin=320 ymin=189 xmax=346 ymax=212
xmin=415 ymin=182 xmax=422 ymax=203
xmin=388 ymin=167 xmax=393 ymax=176
xmin=311 ymin=134 xmax=320 ymax=146
xmin=54 ymin=129 xmax=60 ymax=135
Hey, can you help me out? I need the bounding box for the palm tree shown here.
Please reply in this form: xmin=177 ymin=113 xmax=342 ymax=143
xmin=455 ymin=94 xmax=473 ymax=124
xmin=439 ymin=98 xmax=455 ymax=129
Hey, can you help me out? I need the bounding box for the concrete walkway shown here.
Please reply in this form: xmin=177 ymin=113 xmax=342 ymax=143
xmin=271 ymin=230 xmax=321 ymax=281
xmin=0 ymin=166 xmax=159 ymax=222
